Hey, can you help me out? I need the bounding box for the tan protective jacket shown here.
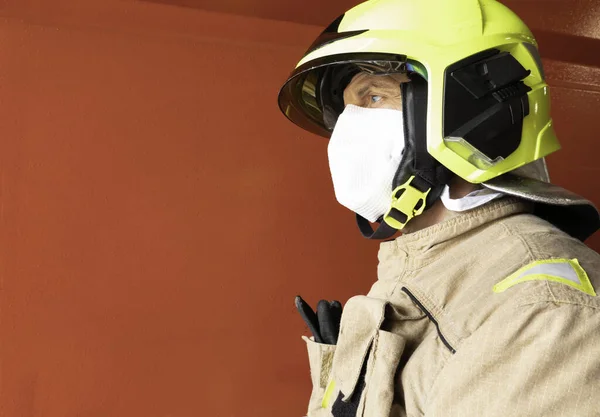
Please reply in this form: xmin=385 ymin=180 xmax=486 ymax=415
xmin=304 ymin=198 xmax=600 ymax=417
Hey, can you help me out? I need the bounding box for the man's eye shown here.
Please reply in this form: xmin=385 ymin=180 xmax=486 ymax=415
xmin=371 ymin=95 xmax=383 ymax=103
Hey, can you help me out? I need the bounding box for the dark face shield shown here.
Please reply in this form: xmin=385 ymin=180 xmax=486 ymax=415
xmin=277 ymin=53 xmax=426 ymax=138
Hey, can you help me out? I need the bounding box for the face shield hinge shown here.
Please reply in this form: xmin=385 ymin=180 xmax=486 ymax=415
xmin=384 ymin=176 xmax=431 ymax=229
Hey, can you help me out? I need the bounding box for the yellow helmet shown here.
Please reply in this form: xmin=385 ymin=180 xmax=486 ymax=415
xmin=278 ymin=0 xmax=599 ymax=240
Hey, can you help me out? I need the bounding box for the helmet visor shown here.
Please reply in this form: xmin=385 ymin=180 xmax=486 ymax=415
xmin=278 ymin=53 xmax=427 ymax=138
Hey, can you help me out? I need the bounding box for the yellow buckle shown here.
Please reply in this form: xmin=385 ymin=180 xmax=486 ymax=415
xmin=383 ymin=175 xmax=430 ymax=229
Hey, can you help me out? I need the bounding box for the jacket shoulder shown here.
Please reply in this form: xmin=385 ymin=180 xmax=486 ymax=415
xmin=422 ymin=213 xmax=600 ymax=345
xmin=497 ymin=213 xmax=600 ymax=307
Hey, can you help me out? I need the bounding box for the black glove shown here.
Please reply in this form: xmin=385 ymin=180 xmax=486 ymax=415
xmin=295 ymin=296 xmax=342 ymax=345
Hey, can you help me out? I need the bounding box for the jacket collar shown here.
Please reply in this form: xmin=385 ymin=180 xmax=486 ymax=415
xmin=379 ymin=198 xmax=532 ymax=260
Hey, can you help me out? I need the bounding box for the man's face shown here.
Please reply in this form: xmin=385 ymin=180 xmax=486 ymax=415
xmin=342 ymin=72 xmax=410 ymax=111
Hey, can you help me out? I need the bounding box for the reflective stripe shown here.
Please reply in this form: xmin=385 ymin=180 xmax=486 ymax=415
xmin=322 ymin=379 xmax=336 ymax=409
xmin=493 ymin=258 xmax=596 ymax=296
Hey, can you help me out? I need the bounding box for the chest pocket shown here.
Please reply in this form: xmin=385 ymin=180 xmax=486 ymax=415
xmin=326 ymin=296 xmax=416 ymax=417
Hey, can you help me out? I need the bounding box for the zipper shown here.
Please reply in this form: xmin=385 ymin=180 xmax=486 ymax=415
xmin=401 ymin=287 xmax=456 ymax=354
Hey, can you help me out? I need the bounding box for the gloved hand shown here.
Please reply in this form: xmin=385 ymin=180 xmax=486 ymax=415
xmin=295 ymin=296 xmax=342 ymax=345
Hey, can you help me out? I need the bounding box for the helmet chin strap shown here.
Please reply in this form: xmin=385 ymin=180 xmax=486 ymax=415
xmin=357 ymin=73 xmax=453 ymax=239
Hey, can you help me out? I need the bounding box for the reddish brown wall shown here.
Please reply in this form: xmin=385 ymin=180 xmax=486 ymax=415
xmin=0 ymin=1 xmax=598 ymax=416
xmin=0 ymin=2 xmax=379 ymax=416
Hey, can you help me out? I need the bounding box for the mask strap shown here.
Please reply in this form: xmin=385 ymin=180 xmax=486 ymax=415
xmin=357 ymin=175 xmax=432 ymax=239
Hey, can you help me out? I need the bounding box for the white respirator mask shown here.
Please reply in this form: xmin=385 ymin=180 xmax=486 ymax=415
xmin=327 ymin=104 xmax=405 ymax=222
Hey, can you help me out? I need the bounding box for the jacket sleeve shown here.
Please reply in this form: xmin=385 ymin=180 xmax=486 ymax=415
xmin=426 ymin=300 xmax=600 ymax=417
